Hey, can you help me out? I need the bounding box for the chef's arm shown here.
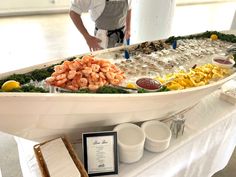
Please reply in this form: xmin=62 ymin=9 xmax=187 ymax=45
xmin=125 ymin=9 xmax=131 ymax=40
xmin=69 ymin=10 xmax=101 ymax=51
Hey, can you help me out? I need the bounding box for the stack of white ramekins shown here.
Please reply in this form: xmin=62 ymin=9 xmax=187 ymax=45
xmin=114 ymin=121 xmax=172 ymax=163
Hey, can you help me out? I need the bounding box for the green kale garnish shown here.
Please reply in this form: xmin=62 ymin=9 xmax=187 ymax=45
xmin=165 ymin=31 xmax=236 ymax=44
xmin=0 ymin=74 xmax=31 ymax=87
xmin=137 ymin=85 xmax=170 ymax=93
xmin=31 ymin=69 xmax=52 ymax=81
xmin=10 ymin=85 xmax=48 ymax=93
xmin=96 ymin=86 xmax=130 ymax=94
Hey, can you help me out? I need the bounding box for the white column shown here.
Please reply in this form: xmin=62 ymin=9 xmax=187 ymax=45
xmin=231 ymin=10 xmax=236 ymax=30
xmin=131 ymin=0 xmax=176 ymax=44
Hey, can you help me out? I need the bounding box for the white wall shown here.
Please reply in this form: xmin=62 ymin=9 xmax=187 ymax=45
xmin=0 ymin=0 xmax=69 ymax=15
xmin=177 ymin=0 xmax=233 ymax=4
xmin=0 ymin=0 xmax=233 ymax=16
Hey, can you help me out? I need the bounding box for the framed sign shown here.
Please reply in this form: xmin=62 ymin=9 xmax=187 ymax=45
xmin=82 ymin=131 xmax=118 ymax=176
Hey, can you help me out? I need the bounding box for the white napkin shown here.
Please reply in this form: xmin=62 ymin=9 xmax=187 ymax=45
xmin=95 ymin=29 xmax=108 ymax=49
xmin=40 ymin=138 xmax=81 ymax=177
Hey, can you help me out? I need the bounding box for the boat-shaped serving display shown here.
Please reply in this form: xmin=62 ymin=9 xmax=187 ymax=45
xmin=0 ymin=31 xmax=236 ymax=141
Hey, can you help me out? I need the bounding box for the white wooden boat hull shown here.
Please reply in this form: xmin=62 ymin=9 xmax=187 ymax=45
xmin=0 ymin=71 xmax=235 ymax=142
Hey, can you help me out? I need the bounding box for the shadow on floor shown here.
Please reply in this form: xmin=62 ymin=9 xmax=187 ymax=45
xmin=0 ymin=132 xmax=22 ymax=177
xmin=213 ymin=148 xmax=236 ymax=177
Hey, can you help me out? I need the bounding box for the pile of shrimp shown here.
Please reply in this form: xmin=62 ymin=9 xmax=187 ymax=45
xmin=45 ymin=55 xmax=126 ymax=91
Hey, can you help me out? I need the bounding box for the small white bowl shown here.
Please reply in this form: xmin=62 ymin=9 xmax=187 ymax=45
xmin=141 ymin=120 xmax=171 ymax=152
xmin=114 ymin=123 xmax=145 ymax=163
xmin=212 ymin=55 xmax=235 ymax=69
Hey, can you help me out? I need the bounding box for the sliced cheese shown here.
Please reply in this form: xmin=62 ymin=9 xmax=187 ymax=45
xmin=40 ymin=138 xmax=81 ymax=177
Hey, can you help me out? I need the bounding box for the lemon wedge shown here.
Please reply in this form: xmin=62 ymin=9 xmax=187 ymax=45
xmin=210 ymin=34 xmax=218 ymax=41
xmin=1 ymin=80 xmax=21 ymax=91
xmin=126 ymin=83 xmax=137 ymax=89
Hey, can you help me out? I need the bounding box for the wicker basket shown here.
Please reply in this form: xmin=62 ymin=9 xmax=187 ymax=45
xmin=34 ymin=137 xmax=88 ymax=177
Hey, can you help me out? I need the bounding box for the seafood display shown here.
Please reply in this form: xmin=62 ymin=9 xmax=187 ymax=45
xmin=114 ymin=38 xmax=234 ymax=79
xmin=93 ymin=36 xmax=235 ymax=92
xmin=1 ymin=31 xmax=236 ymax=93
xmin=0 ymin=31 xmax=236 ymax=141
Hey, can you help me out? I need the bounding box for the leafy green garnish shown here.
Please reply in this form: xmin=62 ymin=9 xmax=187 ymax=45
xmin=31 ymin=69 xmax=52 ymax=81
xmin=137 ymin=85 xmax=170 ymax=93
xmin=0 ymin=74 xmax=31 ymax=87
xmin=96 ymin=86 xmax=130 ymax=94
xmin=65 ymin=88 xmax=91 ymax=94
xmin=0 ymin=84 xmax=48 ymax=93
xmin=165 ymin=31 xmax=236 ymax=44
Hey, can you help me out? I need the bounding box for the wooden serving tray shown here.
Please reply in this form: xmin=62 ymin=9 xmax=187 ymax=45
xmin=34 ymin=137 xmax=88 ymax=177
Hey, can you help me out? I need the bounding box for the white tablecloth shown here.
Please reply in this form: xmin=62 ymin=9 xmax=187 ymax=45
xmin=15 ymin=90 xmax=236 ymax=177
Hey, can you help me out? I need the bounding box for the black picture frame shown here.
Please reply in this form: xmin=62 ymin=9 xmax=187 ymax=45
xmin=82 ymin=131 xmax=118 ymax=176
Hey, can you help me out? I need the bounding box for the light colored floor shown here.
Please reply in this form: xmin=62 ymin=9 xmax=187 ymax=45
xmin=0 ymin=1 xmax=236 ymax=177
xmin=0 ymin=133 xmax=22 ymax=177
xmin=0 ymin=13 xmax=93 ymax=74
xmin=0 ymin=1 xmax=236 ymax=74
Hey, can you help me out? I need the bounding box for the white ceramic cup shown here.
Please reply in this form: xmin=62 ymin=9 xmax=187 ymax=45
xmin=114 ymin=123 xmax=145 ymax=163
xmin=141 ymin=120 xmax=171 ymax=152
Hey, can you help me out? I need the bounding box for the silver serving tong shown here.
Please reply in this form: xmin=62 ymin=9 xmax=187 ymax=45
xmin=49 ymin=86 xmax=73 ymax=93
xmin=226 ymin=44 xmax=236 ymax=54
xmin=170 ymin=114 xmax=186 ymax=138
xmin=110 ymin=85 xmax=138 ymax=93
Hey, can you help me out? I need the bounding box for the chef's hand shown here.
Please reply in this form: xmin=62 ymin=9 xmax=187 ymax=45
xmin=125 ymin=29 xmax=131 ymax=40
xmin=85 ymin=35 xmax=102 ymax=52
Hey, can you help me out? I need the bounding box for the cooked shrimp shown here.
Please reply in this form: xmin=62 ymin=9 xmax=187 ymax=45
xmin=73 ymin=74 xmax=81 ymax=83
xmin=51 ymin=72 xmax=59 ymax=77
xmin=82 ymin=55 xmax=93 ymax=63
xmin=97 ymin=79 xmax=106 ymax=87
xmin=45 ymin=76 xmax=56 ymax=83
xmin=66 ymin=85 xmax=78 ymax=91
xmin=106 ymin=72 xmax=116 ymax=80
xmin=45 ymin=55 xmax=125 ymax=91
xmin=62 ymin=60 xmax=71 ymax=70
xmin=80 ymin=78 xmax=88 ymax=87
xmin=110 ymin=65 xmax=119 ymax=72
xmin=54 ymin=65 xmax=66 ymax=74
xmin=56 ymin=73 xmax=67 ymax=80
xmin=110 ymin=79 xmax=120 ymax=85
xmin=56 ymin=78 xmax=67 ymax=86
xmin=88 ymin=84 xmax=99 ymax=91
xmin=99 ymin=72 xmax=106 ymax=79
xmin=115 ymin=74 xmax=124 ymax=81
xmin=100 ymin=67 xmax=110 ymax=73
xmin=73 ymin=61 xmax=82 ymax=70
xmin=100 ymin=60 xmax=111 ymax=67
xmin=91 ymin=64 xmax=100 ymax=72
xmin=71 ymin=79 xmax=79 ymax=88
xmin=76 ymin=71 xmax=83 ymax=78
xmin=82 ymin=67 xmax=93 ymax=75
xmin=68 ymin=63 xmax=77 ymax=71
xmin=91 ymin=72 xmax=99 ymax=82
xmin=67 ymin=70 xmax=77 ymax=80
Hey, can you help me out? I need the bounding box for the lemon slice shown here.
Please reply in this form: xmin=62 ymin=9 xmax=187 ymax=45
xmin=210 ymin=34 xmax=218 ymax=41
xmin=126 ymin=83 xmax=137 ymax=89
xmin=1 ymin=80 xmax=21 ymax=91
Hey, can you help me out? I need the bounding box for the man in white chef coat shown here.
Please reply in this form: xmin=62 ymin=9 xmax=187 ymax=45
xmin=70 ymin=0 xmax=132 ymax=51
